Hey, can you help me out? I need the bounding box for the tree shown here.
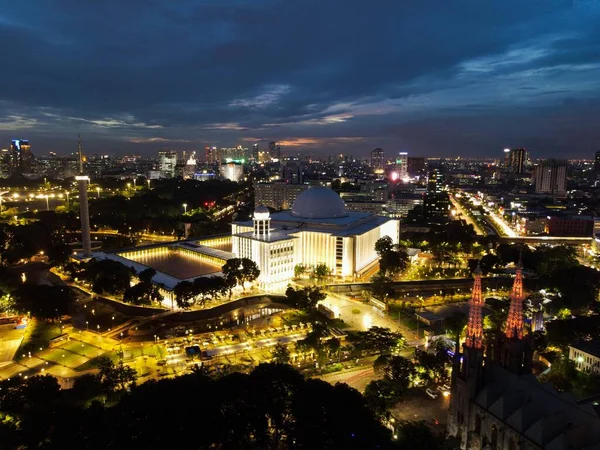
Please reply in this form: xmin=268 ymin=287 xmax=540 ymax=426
xmin=375 ymin=235 xmax=408 ymax=277
xmin=14 ymin=285 xmax=72 ymax=320
xmin=358 ymin=326 xmax=405 ymax=355
xmin=371 ymin=274 xmax=394 ymax=305
xmin=381 ymin=355 xmax=415 ymax=394
xmin=294 ymin=264 xmax=307 ymax=279
xmin=138 ymin=267 xmax=156 ymax=284
xmin=395 ymin=421 xmax=445 ymax=450
xmin=96 ymin=356 xmax=137 ymax=392
xmin=271 ymin=343 xmax=291 ymax=364
xmin=375 ymin=235 xmax=394 ymax=255
xmin=363 ymin=378 xmax=399 ymax=418
xmin=284 ymin=286 xmax=325 ymax=312
xmin=313 ymin=263 xmax=331 ymax=284
xmin=82 ymin=259 xmax=132 ymax=295
xmin=222 ymin=257 xmax=260 ymax=293
xmin=174 ymin=281 xmax=196 ymax=309
xmin=539 ymin=354 xmax=578 ymax=392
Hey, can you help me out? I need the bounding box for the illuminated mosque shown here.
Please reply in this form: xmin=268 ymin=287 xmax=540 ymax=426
xmin=231 ymin=186 xmax=400 ymax=289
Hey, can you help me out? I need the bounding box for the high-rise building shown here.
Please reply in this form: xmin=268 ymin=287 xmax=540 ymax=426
xmin=505 ymin=148 xmax=527 ymax=174
xmin=268 ymin=141 xmax=281 ymax=161
xmin=158 ymin=150 xmax=177 ymax=178
xmin=594 ymin=150 xmax=600 ymax=173
xmin=252 ymin=143 xmax=259 ymax=163
xmin=534 ymin=159 xmax=567 ymax=198
xmin=407 ymin=156 xmax=426 ymax=176
xmin=9 ymin=139 xmax=34 ymax=175
xmin=219 ymin=162 xmax=244 ymax=182
xmin=280 ymin=157 xmax=303 ymax=184
xmin=396 ymin=152 xmax=408 ymax=179
xmin=255 ymin=182 xmax=310 ymax=210
xmin=205 ymin=146 xmax=218 ymax=164
xmin=371 ymin=148 xmax=384 ymax=173
xmin=427 ymin=169 xmax=444 ymax=193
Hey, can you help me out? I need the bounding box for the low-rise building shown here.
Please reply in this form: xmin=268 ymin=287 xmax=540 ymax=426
xmin=569 ymin=341 xmax=600 ymax=375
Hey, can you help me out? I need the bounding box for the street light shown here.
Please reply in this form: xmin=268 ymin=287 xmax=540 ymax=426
xmin=183 ymin=203 xmax=188 ymax=214
xmin=96 ymin=187 xmax=101 ymax=199
xmin=147 ymin=179 xmax=151 ymax=189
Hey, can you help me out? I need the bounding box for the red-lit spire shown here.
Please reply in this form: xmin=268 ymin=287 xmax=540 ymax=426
xmin=465 ymin=263 xmax=484 ymax=349
xmin=505 ymin=262 xmax=524 ymax=339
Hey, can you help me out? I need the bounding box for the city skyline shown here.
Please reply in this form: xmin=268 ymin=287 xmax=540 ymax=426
xmin=1 ymin=1 xmax=600 ymax=157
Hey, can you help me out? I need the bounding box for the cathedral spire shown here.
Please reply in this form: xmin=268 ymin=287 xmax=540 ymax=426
xmin=505 ymin=261 xmax=524 ymax=339
xmin=465 ymin=262 xmax=484 ymax=349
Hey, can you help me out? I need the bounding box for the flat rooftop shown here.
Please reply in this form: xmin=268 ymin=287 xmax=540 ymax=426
xmin=125 ymin=251 xmax=221 ymax=279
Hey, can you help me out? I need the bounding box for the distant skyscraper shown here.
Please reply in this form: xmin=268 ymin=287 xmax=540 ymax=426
xmin=505 ymin=148 xmax=527 ymax=174
xmin=205 ymin=146 xmax=218 ymax=164
xmin=407 ymin=156 xmax=426 ymax=176
xmin=396 ymin=152 xmax=408 ymax=179
xmin=281 ymin=157 xmax=303 ymax=184
xmin=252 ymin=143 xmax=259 ymax=163
xmin=534 ymin=159 xmax=567 ymax=198
xmin=158 ymin=150 xmax=177 ymax=178
xmin=9 ymin=139 xmax=33 ymax=175
xmin=594 ymin=150 xmax=600 ymax=173
xmin=268 ymin=141 xmax=281 ymax=161
xmin=371 ymin=148 xmax=384 ymax=172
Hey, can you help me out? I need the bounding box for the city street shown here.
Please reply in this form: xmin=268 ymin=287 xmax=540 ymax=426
xmin=319 ymin=293 xmax=421 ymax=343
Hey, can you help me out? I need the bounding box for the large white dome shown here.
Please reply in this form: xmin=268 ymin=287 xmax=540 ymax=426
xmin=291 ymin=187 xmax=347 ymax=219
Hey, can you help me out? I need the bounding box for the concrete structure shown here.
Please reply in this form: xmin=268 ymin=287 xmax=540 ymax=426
xmin=254 ymin=182 xmax=310 ymax=210
xmin=534 ymin=159 xmax=567 ymax=198
xmin=396 ymin=152 xmax=408 ymax=179
xmin=158 ymin=150 xmax=177 ymax=178
xmin=371 ymin=148 xmax=384 ymax=173
xmin=232 ymin=187 xmax=399 ymax=289
xmin=76 ymin=137 xmax=92 ymax=258
xmin=569 ymin=341 xmax=600 ymax=375
xmin=546 ymin=215 xmax=593 ymax=237
xmin=219 ymin=162 xmax=244 ymax=182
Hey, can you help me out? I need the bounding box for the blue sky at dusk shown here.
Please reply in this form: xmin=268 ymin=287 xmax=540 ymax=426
xmin=1 ymin=0 xmax=600 ymax=157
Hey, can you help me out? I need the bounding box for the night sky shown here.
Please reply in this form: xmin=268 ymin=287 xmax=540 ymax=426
xmin=1 ymin=1 xmax=599 ymax=158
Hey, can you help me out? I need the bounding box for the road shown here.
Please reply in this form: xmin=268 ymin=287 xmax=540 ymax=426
xmin=319 ymin=293 xmax=422 ymax=344
xmin=450 ymin=194 xmax=485 ymax=235
xmin=317 ymin=366 xmax=378 ymax=393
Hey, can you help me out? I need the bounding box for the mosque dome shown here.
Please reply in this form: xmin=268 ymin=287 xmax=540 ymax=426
xmin=254 ymin=205 xmax=270 ymax=220
xmin=291 ymin=187 xmax=347 ymax=219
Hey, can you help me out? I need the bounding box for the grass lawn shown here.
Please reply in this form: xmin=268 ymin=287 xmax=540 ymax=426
xmin=17 ymin=319 xmax=62 ymax=359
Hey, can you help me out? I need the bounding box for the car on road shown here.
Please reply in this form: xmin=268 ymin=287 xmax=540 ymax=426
xmin=437 ymin=384 xmax=451 ymax=397
xmin=426 ymin=388 xmax=439 ymax=399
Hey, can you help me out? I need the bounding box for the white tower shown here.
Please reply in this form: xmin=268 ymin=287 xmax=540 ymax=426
xmin=75 ymin=135 xmax=92 ymax=258
xmin=253 ymin=206 xmax=271 ymax=238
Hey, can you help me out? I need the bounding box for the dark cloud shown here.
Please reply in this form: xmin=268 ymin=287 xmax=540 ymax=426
xmin=0 ymin=0 xmax=599 ymax=157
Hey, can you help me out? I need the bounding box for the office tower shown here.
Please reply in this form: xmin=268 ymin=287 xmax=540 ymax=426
xmin=426 ymin=169 xmax=444 ymax=193
xmin=75 ymin=136 xmax=92 ymax=258
xmin=205 ymin=146 xmax=218 ymax=164
xmin=594 ymin=150 xmax=600 ymax=173
xmin=9 ymin=139 xmax=34 ymax=175
xmin=371 ymin=148 xmax=384 ymax=172
xmin=534 ymin=159 xmax=567 ymax=198
xmin=281 ymin=157 xmax=303 ymax=184
xmin=158 ymin=150 xmax=177 ymax=178
xmin=396 ymin=152 xmax=408 ymax=179
xmin=407 ymin=156 xmax=426 ymax=176
xmin=505 ymin=148 xmax=527 ymax=174
xmin=267 ymin=141 xmax=281 ymax=161
xmin=219 ymin=162 xmax=244 ymax=181
xmin=252 ymin=143 xmax=259 ymax=163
